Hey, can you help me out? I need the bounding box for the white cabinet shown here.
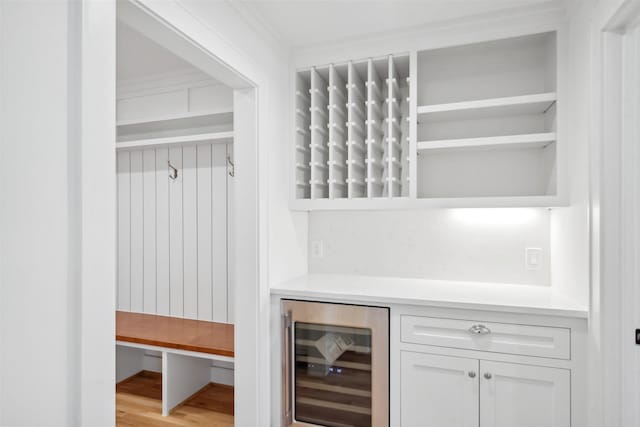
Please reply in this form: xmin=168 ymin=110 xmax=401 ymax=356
xmin=400 ymin=352 xmax=570 ymax=427
xmin=401 ymin=352 xmax=478 ymax=427
xmin=480 ymin=361 xmax=570 ymax=427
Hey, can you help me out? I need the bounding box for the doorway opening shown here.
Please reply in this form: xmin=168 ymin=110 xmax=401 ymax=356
xmin=112 ymin=2 xmax=258 ymax=425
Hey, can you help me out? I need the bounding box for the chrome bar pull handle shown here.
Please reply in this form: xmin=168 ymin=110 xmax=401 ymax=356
xmin=282 ymin=310 xmax=293 ymax=426
xmin=468 ymin=324 xmax=491 ymax=335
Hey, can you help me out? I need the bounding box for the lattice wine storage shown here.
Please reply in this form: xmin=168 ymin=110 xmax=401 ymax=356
xmin=295 ymin=54 xmax=411 ymax=201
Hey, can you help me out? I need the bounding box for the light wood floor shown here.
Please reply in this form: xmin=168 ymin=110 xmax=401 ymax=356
xmin=116 ymin=371 xmax=234 ymax=426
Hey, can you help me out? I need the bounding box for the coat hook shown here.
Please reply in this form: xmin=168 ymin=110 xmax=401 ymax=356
xmin=168 ymin=161 xmax=178 ymax=180
xmin=227 ymin=156 xmax=235 ymax=177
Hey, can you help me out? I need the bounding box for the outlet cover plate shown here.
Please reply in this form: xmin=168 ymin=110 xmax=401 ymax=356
xmin=525 ymin=247 xmax=542 ymax=270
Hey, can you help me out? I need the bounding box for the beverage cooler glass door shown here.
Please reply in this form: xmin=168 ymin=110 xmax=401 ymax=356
xmin=282 ymin=300 xmax=389 ymax=427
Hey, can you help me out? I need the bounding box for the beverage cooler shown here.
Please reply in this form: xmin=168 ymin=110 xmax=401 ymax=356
xmin=282 ymin=300 xmax=389 ymax=427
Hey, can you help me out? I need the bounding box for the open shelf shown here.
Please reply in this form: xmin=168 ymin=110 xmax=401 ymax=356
xmin=116 ymin=131 xmax=234 ymax=150
xmin=417 ymin=132 xmax=556 ymax=152
xmin=117 ymin=110 xmax=233 ymax=142
xmin=116 ymin=109 xmax=233 ymax=127
xmin=417 ymin=93 xmax=556 ymax=123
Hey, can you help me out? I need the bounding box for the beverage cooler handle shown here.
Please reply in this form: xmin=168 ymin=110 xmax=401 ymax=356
xmin=282 ymin=310 xmax=293 ymax=426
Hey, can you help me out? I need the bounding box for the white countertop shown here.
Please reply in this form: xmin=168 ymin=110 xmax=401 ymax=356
xmin=271 ymin=274 xmax=588 ymax=318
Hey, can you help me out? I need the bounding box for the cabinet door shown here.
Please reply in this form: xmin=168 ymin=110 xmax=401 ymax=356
xmin=480 ymin=361 xmax=570 ymax=427
xmin=401 ymin=351 xmax=479 ymax=427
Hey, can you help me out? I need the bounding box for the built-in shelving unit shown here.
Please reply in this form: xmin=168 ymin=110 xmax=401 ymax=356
xmin=292 ymin=31 xmax=563 ymax=209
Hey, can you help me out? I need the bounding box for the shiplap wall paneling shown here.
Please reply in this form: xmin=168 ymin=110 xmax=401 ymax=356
xmin=118 ymin=151 xmax=131 ymax=310
xmin=156 ymin=148 xmax=171 ymax=315
xmin=143 ymin=149 xmax=157 ymax=313
xmin=183 ymin=146 xmax=198 ymax=319
xmin=196 ymin=144 xmax=213 ymax=321
xmin=116 ymin=143 xmax=229 ymax=322
xmin=169 ymin=147 xmax=184 ymax=317
xmin=211 ymin=144 xmax=228 ymax=322
xmin=226 ymin=144 xmax=235 ymax=324
xmin=130 ymin=151 xmax=144 ymax=312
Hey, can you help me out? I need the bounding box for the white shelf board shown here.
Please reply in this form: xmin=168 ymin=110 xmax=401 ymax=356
xmin=116 ymin=109 xmax=233 ymax=127
xmin=417 ymin=93 xmax=556 ymax=123
xmin=417 ymin=132 xmax=556 ymax=152
xmin=116 ymin=131 xmax=233 ymax=150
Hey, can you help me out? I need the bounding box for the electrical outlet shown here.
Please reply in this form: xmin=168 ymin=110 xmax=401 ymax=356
xmin=525 ymin=247 xmax=542 ymax=270
xmin=311 ymin=240 xmax=324 ymax=259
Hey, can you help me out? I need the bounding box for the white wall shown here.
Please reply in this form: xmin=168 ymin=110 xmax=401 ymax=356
xmin=0 ymin=1 xmax=79 ymax=425
xmin=310 ymin=209 xmax=551 ymax=286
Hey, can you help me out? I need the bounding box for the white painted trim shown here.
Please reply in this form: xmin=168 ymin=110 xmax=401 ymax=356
xmin=297 ymin=3 xmax=563 ymax=53
xmin=292 ymin=5 xmax=565 ymax=68
xmin=619 ymin=25 xmax=640 ymax=427
xmin=126 ymin=2 xmax=272 ymax=424
xmin=84 ymin=0 xmax=267 ymax=424
xmin=592 ymin=2 xmax=640 ymax=426
xmin=598 ymin=28 xmax=624 ymax=427
xmin=232 ymin=87 xmax=264 ymax=426
xmin=79 ymin=0 xmax=117 ymax=425
xmin=226 ymin=0 xmax=288 ymax=54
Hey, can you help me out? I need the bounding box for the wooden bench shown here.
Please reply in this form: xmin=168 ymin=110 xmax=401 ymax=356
xmin=116 ymin=311 xmax=234 ymax=416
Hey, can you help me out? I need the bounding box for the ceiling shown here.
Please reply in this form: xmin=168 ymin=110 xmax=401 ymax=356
xmin=237 ymin=0 xmax=562 ymax=48
xmin=117 ymin=22 xmax=199 ymax=82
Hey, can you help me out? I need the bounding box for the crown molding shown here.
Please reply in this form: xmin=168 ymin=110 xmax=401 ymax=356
xmin=224 ymin=0 xmax=290 ymax=60
xmin=291 ymin=2 xmax=567 ymax=66
xmin=293 ymin=1 xmax=566 ymax=55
